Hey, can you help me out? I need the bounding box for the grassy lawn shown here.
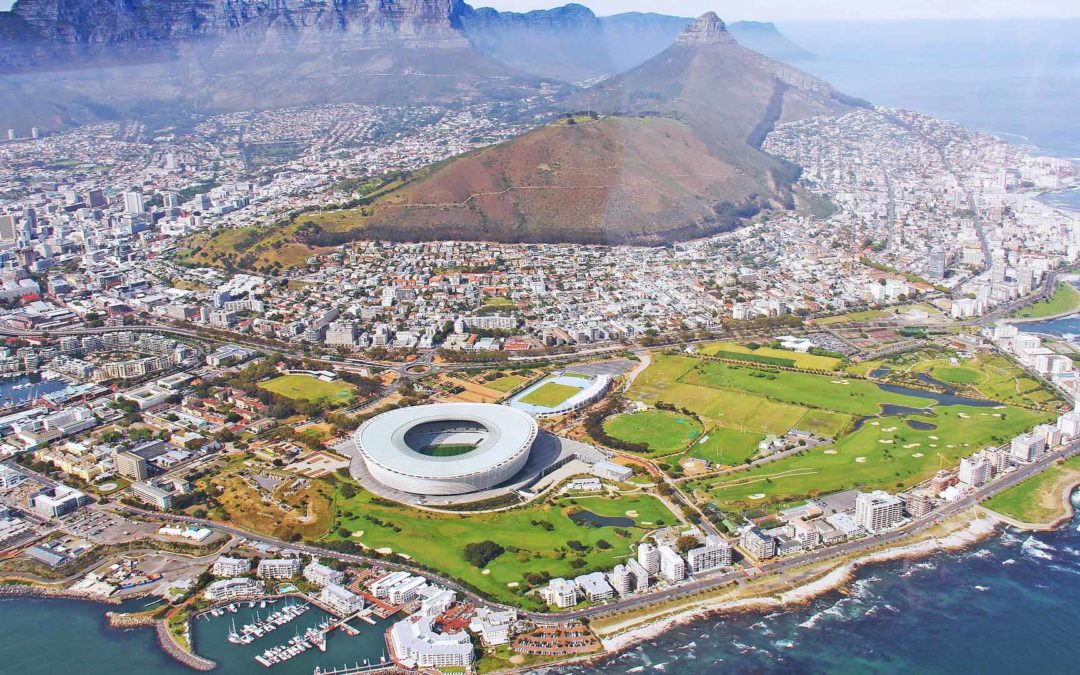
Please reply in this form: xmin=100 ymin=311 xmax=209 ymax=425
xmin=695 ymin=404 xmax=1052 ymax=510
xmin=626 ymin=355 xmax=807 ymax=435
xmin=699 ymin=341 xmax=842 ymax=371
xmin=485 ymin=375 xmax=528 ymax=393
xmin=983 ymin=454 xmax=1080 ymax=524
xmin=604 ymin=410 xmax=703 ymax=456
xmin=326 ymin=489 xmax=676 ymax=605
xmin=200 ymin=466 xmax=336 ymax=541
xmin=933 ymin=366 xmax=983 ymax=385
xmin=795 ymin=409 xmax=853 ymax=437
xmin=1012 ymin=282 xmax=1080 ymax=319
xmin=519 ymin=382 xmax=581 ymax=407
xmin=680 ymin=360 xmax=934 ymax=416
xmin=814 ymin=309 xmax=889 ymax=325
xmin=259 ymin=374 xmax=355 ymax=404
xmin=687 ymin=427 xmax=764 ymax=465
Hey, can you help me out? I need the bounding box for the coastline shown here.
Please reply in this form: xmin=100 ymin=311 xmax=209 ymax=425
xmin=983 ymin=480 xmax=1080 ymax=532
xmin=594 ymin=512 xmax=999 ymax=656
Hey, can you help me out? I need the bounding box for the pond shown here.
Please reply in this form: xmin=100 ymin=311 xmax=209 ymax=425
xmin=567 ymin=509 xmax=635 ymax=528
xmin=906 ymin=419 xmax=938 ymax=431
xmin=876 ymin=383 xmax=997 ymax=408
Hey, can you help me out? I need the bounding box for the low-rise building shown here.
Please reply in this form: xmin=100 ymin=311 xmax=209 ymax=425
xmin=303 ymin=560 xmax=345 ymax=587
xmin=740 ymin=527 xmax=776 ymax=560
xmin=469 ymin=607 xmax=516 ymax=646
xmin=574 ymin=571 xmax=615 ymax=602
xmin=390 ymin=613 xmax=474 ymax=670
xmin=213 ymin=557 xmax=251 ymax=577
xmin=205 ymin=578 xmax=264 ymax=601
xmin=257 ymin=557 xmax=302 ymax=580
xmin=319 ymin=583 xmax=364 ymax=616
xmin=540 ymin=578 xmax=578 ymax=608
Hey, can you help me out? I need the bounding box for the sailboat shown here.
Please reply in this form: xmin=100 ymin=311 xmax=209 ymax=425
xmin=227 ymin=618 xmax=242 ymax=645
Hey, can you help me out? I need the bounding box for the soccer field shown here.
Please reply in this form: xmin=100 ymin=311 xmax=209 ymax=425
xmin=519 ymin=381 xmax=581 ymax=407
xmin=604 ymin=410 xmax=703 ymax=456
xmin=259 ymin=374 xmax=355 ymax=403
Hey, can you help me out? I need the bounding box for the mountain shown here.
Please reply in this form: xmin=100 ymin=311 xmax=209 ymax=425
xmin=459 ymin=5 xmax=815 ymax=81
xmin=0 ymin=0 xmax=552 ymax=131
xmin=212 ymin=14 xmax=863 ymax=257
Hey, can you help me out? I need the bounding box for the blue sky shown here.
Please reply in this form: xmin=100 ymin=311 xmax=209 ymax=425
xmin=1 ymin=0 xmax=1076 ymax=20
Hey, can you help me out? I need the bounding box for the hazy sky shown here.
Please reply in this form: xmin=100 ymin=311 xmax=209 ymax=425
xmin=0 ymin=0 xmax=1076 ymax=19
xmin=481 ymin=1 xmax=1078 ymax=21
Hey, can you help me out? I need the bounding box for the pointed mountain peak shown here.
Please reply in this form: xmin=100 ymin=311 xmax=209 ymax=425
xmin=675 ymin=12 xmax=736 ymax=46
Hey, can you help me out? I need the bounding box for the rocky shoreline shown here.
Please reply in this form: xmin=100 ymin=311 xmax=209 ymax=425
xmin=596 ymin=513 xmax=999 ymax=655
xmin=0 ymin=582 xmax=122 ymax=604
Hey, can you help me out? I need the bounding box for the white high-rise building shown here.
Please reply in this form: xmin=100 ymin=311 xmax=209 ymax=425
xmin=123 ymin=191 xmax=145 ymax=214
xmin=1058 ymin=411 xmax=1080 ymax=439
xmin=608 ymin=564 xmax=633 ymax=596
xmin=1011 ymin=432 xmax=1046 ymax=463
xmin=626 ymin=558 xmax=651 ymax=593
xmin=637 ymin=542 xmax=660 ymax=574
xmin=854 ymin=491 xmax=904 ymax=532
xmin=687 ymin=536 xmax=734 ymax=573
xmin=958 ymin=454 xmax=992 ymax=488
xmin=658 ymin=545 xmax=687 ymax=583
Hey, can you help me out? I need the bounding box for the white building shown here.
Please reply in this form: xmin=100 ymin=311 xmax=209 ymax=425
xmin=574 ymin=571 xmax=615 ymax=602
xmin=626 ymin=558 xmax=651 ymax=593
xmin=658 ymin=545 xmax=687 ymax=583
xmin=0 ymin=466 xmax=27 ymax=488
xmin=257 ymin=557 xmax=302 ymax=580
xmin=1011 ymin=432 xmax=1047 ymax=463
xmin=319 ymin=583 xmax=364 ymax=616
xmin=540 ymin=578 xmax=578 ymax=608
xmin=637 ymin=542 xmax=660 ymax=574
xmin=469 ymin=607 xmax=516 ymax=646
xmin=1058 ymin=411 xmax=1080 ymax=439
xmin=388 ymin=576 xmax=428 ymax=605
xmin=303 ymin=560 xmax=345 ymax=587
xmin=205 ymin=578 xmax=264 ymax=601
xmin=213 ymin=556 xmax=251 ymax=577
xmin=687 ymin=536 xmax=734 ymax=573
xmin=958 ymin=454 xmax=993 ymax=488
xmin=740 ymin=527 xmax=776 ymax=560
xmin=390 ymin=613 xmax=474 ymax=669
xmin=608 ymin=564 xmax=633 ymax=597
xmin=854 ymin=491 xmax=904 ymax=532
xmin=370 ymin=571 xmax=410 ymax=598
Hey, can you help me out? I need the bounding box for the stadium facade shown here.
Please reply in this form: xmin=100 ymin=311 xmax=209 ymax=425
xmin=354 ymin=403 xmax=539 ymax=496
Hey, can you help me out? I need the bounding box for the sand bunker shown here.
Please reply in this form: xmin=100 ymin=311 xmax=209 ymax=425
xmin=823 ymin=449 xmax=838 ymax=455
xmin=749 ymin=494 xmax=767 ymax=500
xmin=625 ymin=510 xmax=639 ymax=517
xmin=855 ymin=457 xmax=868 ymax=463
xmin=879 ymin=439 xmax=894 ymax=444
xmin=376 ymin=547 xmax=393 ymax=555
xmin=912 ymin=452 xmax=925 ymax=458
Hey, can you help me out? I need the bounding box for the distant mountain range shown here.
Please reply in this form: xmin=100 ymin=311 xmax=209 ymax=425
xmin=181 ymin=13 xmax=863 ymax=262
xmin=0 ymin=0 xmax=817 ymax=130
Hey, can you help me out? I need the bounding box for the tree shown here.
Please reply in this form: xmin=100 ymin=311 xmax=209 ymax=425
xmin=463 ymin=540 xmax=505 ymax=568
xmin=675 ymin=534 xmax=700 ymax=554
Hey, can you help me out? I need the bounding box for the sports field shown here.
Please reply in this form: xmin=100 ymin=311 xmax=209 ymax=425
xmin=420 ymin=443 xmax=479 ymax=457
xmin=485 ymin=375 xmax=529 ymax=393
xmin=519 ymin=382 xmax=581 ymax=407
xmin=687 ymin=427 xmax=764 ymax=465
xmin=259 ymin=374 xmax=355 ymax=404
xmin=328 ymin=488 xmax=676 ymax=605
xmin=604 ymin=410 xmax=703 ymax=456
xmin=1012 ymin=281 xmax=1080 ymax=319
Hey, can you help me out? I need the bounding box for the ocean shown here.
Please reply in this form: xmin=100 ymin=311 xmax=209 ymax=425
xmin=780 ymin=19 xmax=1080 ymax=160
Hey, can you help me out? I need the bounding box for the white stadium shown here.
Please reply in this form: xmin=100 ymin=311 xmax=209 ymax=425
xmin=353 ymin=403 xmax=539 ymax=496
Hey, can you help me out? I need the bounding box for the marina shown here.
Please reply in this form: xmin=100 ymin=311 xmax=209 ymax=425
xmin=192 ymin=598 xmax=388 ymax=674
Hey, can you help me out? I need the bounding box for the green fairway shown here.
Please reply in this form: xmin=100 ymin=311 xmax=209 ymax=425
xmin=933 ymin=366 xmax=983 ymax=385
xmin=604 ymin=410 xmax=703 ymax=456
xmin=519 ymin=382 xmax=582 ymax=407
xmin=687 ymin=427 xmax=764 ymax=465
xmin=420 ymin=443 xmax=478 ymax=457
xmin=1012 ymin=282 xmax=1080 ymax=319
xmin=983 ymin=455 xmax=1080 ymax=524
xmin=485 ymin=375 xmax=528 ymax=393
xmin=680 ymin=360 xmax=934 ymax=416
xmin=696 ymin=404 xmax=1052 ymax=510
xmin=259 ymin=374 xmax=355 ymax=404
xmin=795 ymin=409 xmax=853 ymax=437
xmin=328 ymin=489 xmax=676 ymax=605
xmin=626 ymin=354 xmax=807 ymax=435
